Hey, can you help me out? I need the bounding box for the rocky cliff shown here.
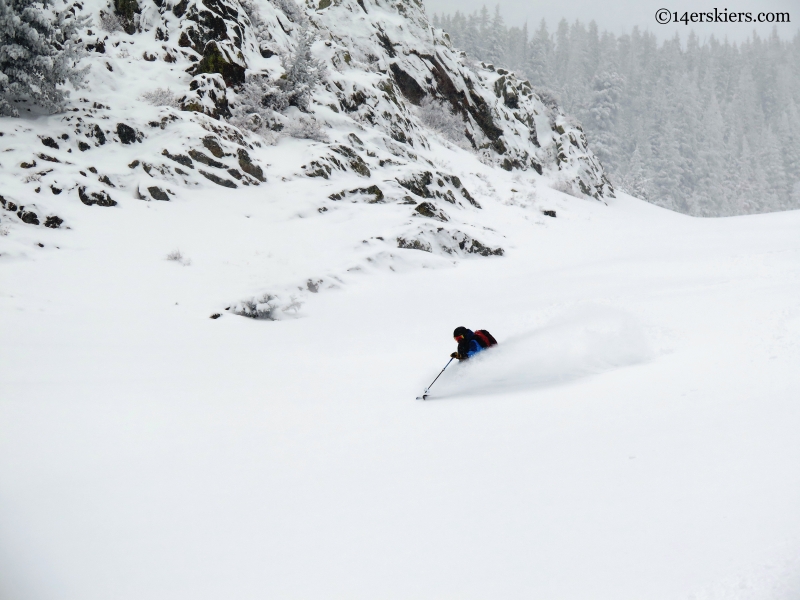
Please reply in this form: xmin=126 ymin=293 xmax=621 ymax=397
xmin=0 ymin=0 xmax=614 ymax=314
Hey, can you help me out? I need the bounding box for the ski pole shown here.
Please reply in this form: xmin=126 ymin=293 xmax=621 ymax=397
xmin=417 ymin=357 xmax=454 ymax=400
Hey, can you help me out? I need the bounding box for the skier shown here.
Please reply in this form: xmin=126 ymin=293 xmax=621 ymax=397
xmin=416 ymin=327 xmax=499 ymax=399
xmin=450 ymin=326 xmax=497 ymax=360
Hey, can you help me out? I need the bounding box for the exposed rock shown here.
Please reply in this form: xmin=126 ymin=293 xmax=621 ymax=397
xmin=398 ymin=172 xmax=433 ymax=198
xmin=41 ymin=137 xmax=59 ymax=149
xmin=237 ymin=149 xmax=265 ymax=182
xmin=189 ymin=149 xmax=225 ymax=168
xmin=202 ymin=136 xmax=225 ymax=158
xmin=193 ymin=41 xmax=246 ymax=87
xmin=139 ymin=185 xmax=169 ymax=202
xmin=398 ymin=227 xmax=503 ymax=257
xmin=113 ymin=0 xmax=140 ymax=34
xmin=460 ymin=187 xmax=480 ymax=208
xmin=390 ymin=63 xmax=425 ymax=105
xmin=414 ymin=201 xmax=448 ymax=221
xmin=162 ymin=150 xmax=194 ymax=168
xmin=0 ymin=196 xmax=18 ymax=212
xmin=332 ymin=185 xmax=384 ymax=203
xmin=542 ymin=210 xmax=556 ymax=218
xmin=199 ymin=170 xmax=237 ymax=188
xmin=359 ymin=184 xmax=383 ymax=203
xmin=397 ymin=236 xmax=432 ymax=252
xmin=304 ymin=161 xmax=330 ymax=179
xmin=331 ymin=145 xmax=371 ymax=177
xmin=18 ymin=210 xmax=39 ymax=225
xmin=116 ymin=123 xmax=138 ymax=144
xmin=78 ymin=187 xmax=117 ymax=207
xmin=44 ymin=215 xmax=64 ymax=228
xmin=92 ymin=125 xmax=107 ymax=146
xmin=87 ymin=39 xmax=106 ymax=53
xmin=180 ymin=74 xmax=230 ymax=119
xmin=453 ymin=233 xmax=503 ymax=256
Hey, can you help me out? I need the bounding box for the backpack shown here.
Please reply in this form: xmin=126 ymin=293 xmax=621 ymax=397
xmin=473 ymin=329 xmax=497 ymax=348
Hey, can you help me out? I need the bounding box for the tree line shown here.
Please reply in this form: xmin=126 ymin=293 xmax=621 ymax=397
xmin=433 ymin=8 xmax=800 ymax=216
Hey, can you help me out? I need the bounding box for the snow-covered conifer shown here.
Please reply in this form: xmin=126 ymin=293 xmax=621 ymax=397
xmin=435 ymin=8 xmax=800 ymax=215
xmin=280 ymin=22 xmax=325 ymax=112
xmin=0 ymin=0 xmax=89 ymax=116
xmin=583 ymin=71 xmax=624 ymax=168
xmin=485 ymin=7 xmax=505 ymax=67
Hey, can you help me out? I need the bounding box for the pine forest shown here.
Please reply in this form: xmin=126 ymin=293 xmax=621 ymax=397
xmin=434 ymin=8 xmax=800 ymax=216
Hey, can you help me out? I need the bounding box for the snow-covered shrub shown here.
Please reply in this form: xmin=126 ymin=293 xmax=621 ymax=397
xmin=418 ymin=96 xmax=469 ymax=148
xmin=239 ymin=0 xmax=260 ymax=24
xmin=230 ymin=25 xmax=326 ymax=137
xmin=271 ymin=0 xmax=305 ymax=23
xmin=0 ymin=224 xmax=9 ymax=236
xmin=284 ymin=114 xmax=327 ymax=142
xmin=141 ymin=88 xmax=179 ymax=108
xmin=232 ymin=292 xmax=304 ymax=319
xmin=165 ymin=249 xmax=190 ymax=265
xmin=0 ymin=0 xmax=90 ymax=116
xmin=229 ymin=73 xmax=284 ymax=139
xmin=99 ymin=9 xmax=122 ymax=32
xmin=234 ymin=293 xmax=278 ymax=320
xmin=549 ymin=174 xmax=584 ymax=199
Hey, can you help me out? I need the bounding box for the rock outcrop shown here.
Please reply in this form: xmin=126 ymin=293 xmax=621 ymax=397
xmin=0 ymin=0 xmax=613 ymax=308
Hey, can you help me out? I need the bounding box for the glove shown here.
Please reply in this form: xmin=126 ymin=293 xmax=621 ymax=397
xmin=450 ymin=352 xmax=465 ymax=360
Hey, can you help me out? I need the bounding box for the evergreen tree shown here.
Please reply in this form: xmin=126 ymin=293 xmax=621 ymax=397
xmin=527 ymin=20 xmax=553 ymax=87
xmin=583 ymin=71 xmax=624 ymax=169
xmin=476 ymin=6 xmax=490 ymax=59
xmin=280 ymin=22 xmax=325 ymax=112
xmin=485 ymin=6 xmax=505 ymax=67
xmin=464 ymin=12 xmax=480 ymax=57
xmin=434 ymin=8 xmax=800 ymax=215
xmin=0 ymin=0 xmax=89 ymax=116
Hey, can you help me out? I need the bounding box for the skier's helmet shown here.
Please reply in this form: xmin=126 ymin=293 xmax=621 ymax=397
xmin=453 ymin=326 xmax=468 ymax=339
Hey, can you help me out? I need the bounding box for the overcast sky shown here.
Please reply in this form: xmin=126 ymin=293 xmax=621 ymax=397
xmin=422 ymin=0 xmax=799 ymax=43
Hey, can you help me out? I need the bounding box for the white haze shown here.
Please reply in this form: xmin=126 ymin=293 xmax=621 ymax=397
xmin=424 ymin=0 xmax=799 ymax=43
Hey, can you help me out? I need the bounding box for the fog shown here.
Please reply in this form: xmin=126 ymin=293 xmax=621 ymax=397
xmin=423 ymin=0 xmax=799 ymax=43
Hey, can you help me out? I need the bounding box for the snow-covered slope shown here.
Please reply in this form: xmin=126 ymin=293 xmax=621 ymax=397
xmin=2 ymin=180 xmax=800 ymax=599
xmin=3 ymin=0 xmax=799 ymax=598
xmin=1 ymin=0 xmax=612 ymax=312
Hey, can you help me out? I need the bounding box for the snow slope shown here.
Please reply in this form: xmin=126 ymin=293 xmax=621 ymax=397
xmin=1 ymin=0 xmax=612 ymax=317
xmin=2 ymin=170 xmax=800 ymax=599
